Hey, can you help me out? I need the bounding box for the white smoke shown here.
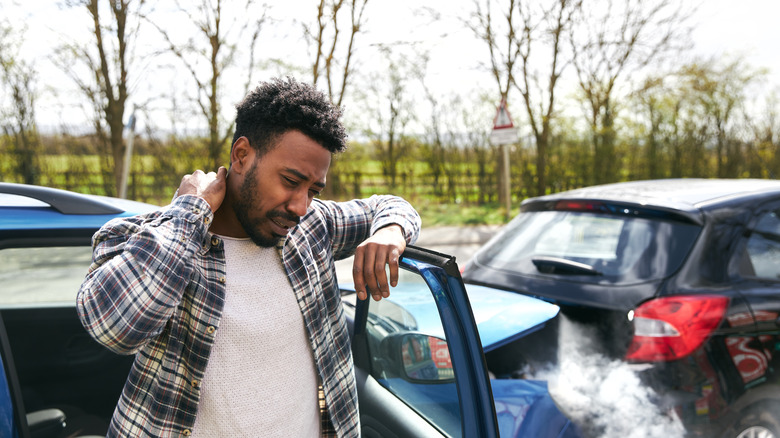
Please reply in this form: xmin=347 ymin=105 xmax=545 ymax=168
xmin=532 ymin=317 xmax=686 ymax=438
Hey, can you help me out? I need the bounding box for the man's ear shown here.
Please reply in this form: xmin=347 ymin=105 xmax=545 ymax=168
xmin=230 ymin=137 xmax=254 ymax=175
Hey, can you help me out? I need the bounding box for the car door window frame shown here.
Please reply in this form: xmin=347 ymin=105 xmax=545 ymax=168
xmin=351 ymin=246 xmax=499 ymax=437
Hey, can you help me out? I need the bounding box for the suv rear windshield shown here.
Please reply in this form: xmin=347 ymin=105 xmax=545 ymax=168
xmin=476 ymin=210 xmax=701 ymax=284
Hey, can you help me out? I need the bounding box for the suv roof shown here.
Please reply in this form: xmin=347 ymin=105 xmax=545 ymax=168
xmin=524 ymin=179 xmax=780 ymax=224
xmin=0 ymin=183 xmax=158 ymax=248
xmin=527 ymin=178 xmax=780 ymax=209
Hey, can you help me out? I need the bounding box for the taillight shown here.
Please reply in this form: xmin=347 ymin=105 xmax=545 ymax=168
xmin=554 ymin=200 xmax=605 ymax=212
xmin=625 ymin=295 xmax=729 ymax=362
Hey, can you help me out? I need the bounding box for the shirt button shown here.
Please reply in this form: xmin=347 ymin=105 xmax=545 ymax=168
xmin=204 ymin=216 xmax=211 ymax=224
xmin=183 ymin=429 xmax=192 ymax=436
xmin=206 ymin=326 xmax=216 ymax=334
xmin=211 ymin=237 xmax=220 ymax=246
xmin=219 ymin=276 xmax=226 ymax=284
xmin=192 ymin=208 xmax=200 ymax=215
xmin=191 ymin=379 xmax=200 ymax=388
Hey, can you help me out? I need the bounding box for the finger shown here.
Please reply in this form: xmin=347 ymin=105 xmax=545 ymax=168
xmin=360 ymin=245 xmax=382 ymax=301
xmin=373 ymin=249 xmax=391 ymax=298
xmin=177 ymin=174 xmax=194 ymax=195
xmin=217 ymin=166 xmax=228 ymax=180
xmin=179 ymin=173 xmax=191 ymax=188
xmin=388 ymin=248 xmax=401 ymax=288
xmin=363 ymin=245 xmax=387 ymax=299
xmin=352 ymin=248 xmax=368 ymax=301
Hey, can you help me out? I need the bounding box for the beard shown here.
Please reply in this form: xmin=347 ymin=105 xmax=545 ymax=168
xmin=232 ymin=163 xmax=300 ymax=248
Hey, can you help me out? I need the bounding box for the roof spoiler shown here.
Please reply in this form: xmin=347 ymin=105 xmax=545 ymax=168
xmin=0 ymin=183 xmax=124 ymax=215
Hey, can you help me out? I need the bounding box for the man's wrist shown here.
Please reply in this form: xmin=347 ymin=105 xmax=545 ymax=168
xmin=375 ymin=223 xmax=404 ymax=236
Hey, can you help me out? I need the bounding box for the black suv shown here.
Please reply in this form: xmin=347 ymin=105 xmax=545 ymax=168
xmin=462 ymin=179 xmax=780 ymax=438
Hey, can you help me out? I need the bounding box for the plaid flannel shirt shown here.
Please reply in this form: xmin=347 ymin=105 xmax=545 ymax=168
xmin=76 ymin=194 xmax=420 ymax=437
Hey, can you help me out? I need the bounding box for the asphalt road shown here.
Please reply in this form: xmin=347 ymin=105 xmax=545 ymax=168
xmin=335 ymin=224 xmax=503 ymax=282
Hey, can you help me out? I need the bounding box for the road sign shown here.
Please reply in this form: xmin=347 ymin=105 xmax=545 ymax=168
xmin=490 ymin=99 xmax=518 ymax=146
xmin=489 ymin=128 xmax=518 ymax=146
xmin=493 ymin=99 xmax=514 ymax=129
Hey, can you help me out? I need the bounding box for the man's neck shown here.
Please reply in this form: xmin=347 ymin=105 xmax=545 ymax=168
xmin=208 ymin=189 xmax=246 ymax=238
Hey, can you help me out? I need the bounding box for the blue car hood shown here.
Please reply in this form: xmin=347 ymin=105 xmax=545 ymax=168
xmin=341 ymin=281 xmax=559 ymax=353
xmin=465 ymin=284 xmax=558 ymax=352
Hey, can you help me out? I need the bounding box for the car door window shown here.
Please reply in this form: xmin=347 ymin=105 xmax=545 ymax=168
xmin=0 ymin=246 xmax=92 ymax=306
xmin=742 ymin=211 xmax=780 ymax=280
xmin=364 ymin=271 xmax=462 ymax=436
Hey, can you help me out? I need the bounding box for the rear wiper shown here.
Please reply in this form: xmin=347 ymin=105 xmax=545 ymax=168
xmin=532 ymin=256 xmax=602 ymax=276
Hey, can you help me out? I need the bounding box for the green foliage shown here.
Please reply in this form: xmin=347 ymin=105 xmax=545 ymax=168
xmin=416 ymin=201 xmax=511 ymax=226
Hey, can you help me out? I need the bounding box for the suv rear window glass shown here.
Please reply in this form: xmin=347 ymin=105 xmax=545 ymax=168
xmin=0 ymin=247 xmax=92 ymax=306
xmin=476 ymin=210 xmax=701 ymax=284
xmin=535 ymin=215 xmax=626 ymax=259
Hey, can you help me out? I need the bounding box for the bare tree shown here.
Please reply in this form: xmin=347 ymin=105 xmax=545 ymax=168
xmin=510 ymin=0 xmax=580 ymax=196
xmin=746 ymin=92 xmax=780 ymax=179
xmin=569 ymin=0 xmax=692 ymax=184
xmin=680 ymin=58 xmax=764 ymax=178
xmin=306 ymin=0 xmax=368 ymax=106
xmin=469 ymin=0 xmax=524 ymax=211
xmin=629 ymin=75 xmax=673 ymax=179
xmin=470 ymin=0 xmax=519 ymax=102
xmin=412 ymin=52 xmax=446 ymax=197
xmin=55 ymin=0 xmax=146 ymax=195
xmin=147 ymin=0 xmax=268 ymax=170
xmin=361 ymin=45 xmax=417 ymax=190
xmin=460 ymin=92 xmax=498 ymax=205
xmin=0 ymin=20 xmax=41 ymax=185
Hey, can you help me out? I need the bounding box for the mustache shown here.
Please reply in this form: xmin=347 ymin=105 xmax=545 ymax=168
xmin=268 ymin=210 xmax=300 ymax=225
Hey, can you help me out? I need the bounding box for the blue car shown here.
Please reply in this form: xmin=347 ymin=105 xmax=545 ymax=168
xmin=0 ymin=183 xmax=157 ymax=438
xmin=0 ymin=183 xmax=579 ymax=437
xmin=342 ymin=248 xmax=580 ymax=437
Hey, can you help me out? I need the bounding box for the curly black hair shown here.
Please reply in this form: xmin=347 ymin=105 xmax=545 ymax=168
xmin=232 ymin=77 xmax=347 ymax=158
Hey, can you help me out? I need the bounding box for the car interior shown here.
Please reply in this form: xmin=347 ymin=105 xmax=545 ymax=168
xmin=0 ymin=311 xmax=114 ymax=438
xmin=0 ymin=311 xmax=103 ymax=438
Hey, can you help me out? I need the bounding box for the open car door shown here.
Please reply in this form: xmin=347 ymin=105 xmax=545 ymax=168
xmin=345 ymin=246 xmax=580 ymax=438
xmin=350 ymin=246 xmax=498 ymax=437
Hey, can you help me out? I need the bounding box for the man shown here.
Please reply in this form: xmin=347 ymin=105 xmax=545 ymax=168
xmin=76 ymin=77 xmax=421 ymax=437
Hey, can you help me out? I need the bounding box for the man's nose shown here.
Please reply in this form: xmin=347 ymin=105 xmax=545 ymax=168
xmin=286 ymin=189 xmax=309 ymax=217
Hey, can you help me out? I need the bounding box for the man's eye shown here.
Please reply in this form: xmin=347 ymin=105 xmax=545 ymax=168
xmin=284 ymin=177 xmax=298 ymax=186
xmin=309 ymin=189 xmax=321 ymax=198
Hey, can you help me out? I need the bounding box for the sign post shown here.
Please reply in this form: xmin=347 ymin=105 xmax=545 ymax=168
xmin=119 ymin=106 xmax=136 ymax=200
xmin=489 ymin=99 xmax=518 ymax=220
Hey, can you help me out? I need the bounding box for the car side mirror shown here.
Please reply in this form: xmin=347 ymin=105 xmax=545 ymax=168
xmin=397 ymin=333 xmax=454 ymax=383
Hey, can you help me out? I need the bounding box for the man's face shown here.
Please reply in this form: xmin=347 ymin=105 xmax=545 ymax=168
xmin=232 ymin=130 xmax=331 ymax=247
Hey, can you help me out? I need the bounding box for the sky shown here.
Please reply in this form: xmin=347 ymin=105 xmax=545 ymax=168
xmin=689 ymin=0 xmax=780 ymax=82
xmin=3 ymin=0 xmax=780 ymax=134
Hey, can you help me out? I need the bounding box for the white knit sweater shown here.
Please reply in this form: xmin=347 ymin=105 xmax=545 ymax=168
xmin=191 ymin=236 xmax=320 ymax=437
